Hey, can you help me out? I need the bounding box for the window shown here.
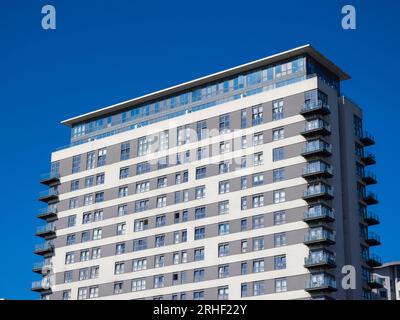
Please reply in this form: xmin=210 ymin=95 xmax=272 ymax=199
xmin=274 ymin=233 xmax=286 ymax=247
xmin=254 ymin=152 xmax=263 ymax=166
xmin=241 ymin=197 xmax=248 ymax=210
xmin=138 ymin=137 xmax=150 ymax=156
xmin=155 ymin=215 xmax=166 ymax=227
xmin=252 ymin=194 xmax=264 ymax=208
xmin=177 ymin=125 xmax=190 ymax=145
xmin=90 ymin=266 xmax=99 ymax=279
xmin=137 ymin=161 xmax=150 ymax=174
xmin=79 ymin=268 xmax=89 ymax=281
xmin=241 ymin=136 xmax=247 ymax=149
xmin=92 ymin=228 xmax=102 ymax=240
xmin=194 ymin=269 xmax=205 ymax=282
xmin=195 ymin=186 xmax=206 ymax=199
xmin=218 ymin=223 xmax=230 ymax=235
xmin=253 ymin=173 xmax=264 ymax=186
xmin=273 ymin=147 xmax=284 ymax=161
xmin=84 ymin=176 xmax=94 ymax=188
xmin=241 ymin=109 xmax=247 ymax=129
xmin=241 ymin=240 xmax=248 ymax=253
xmin=194 ymin=247 xmax=204 ymax=261
xmin=194 ymin=227 xmax=205 ymax=240
xmin=96 ymin=174 xmax=104 ymax=185
xmin=70 ymin=180 xmax=79 ymax=191
xmin=65 ymin=252 xmax=74 ymax=264
xmin=64 ymin=271 xmax=73 ymax=283
xmin=86 ymin=152 xmax=95 ymax=170
xmin=93 ymin=210 xmax=103 ymax=221
xmin=157 ymin=195 xmax=167 ymax=208
xmin=253 ymin=132 xmax=263 ymax=145
xmin=272 ymin=128 xmax=284 ymax=141
xmin=134 ymin=218 xmax=148 ymax=232
xmin=196 ymin=167 xmax=206 ymax=179
xmin=219 ymin=180 xmax=230 ymax=194
xmin=97 ymin=148 xmax=107 ymax=166
xmin=241 ymin=219 xmax=248 ymax=231
xmin=133 ymin=238 xmax=147 ymax=251
xmin=83 ymin=194 xmax=93 ymax=206
xmin=136 ymin=181 xmax=150 ymax=193
xmin=80 ymin=232 xmax=89 ymax=243
xmin=274 ymin=255 xmax=287 ymax=270
xmin=155 ymin=255 xmax=165 ymax=267
xmin=158 ymin=156 xmax=168 ymax=170
xmin=77 ymin=287 xmax=87 ymax=300
xmin=67 ymin=215 xmax=76 ymax=227
xmin=132 ymin=279 xmax=146 ymax=292
xmin=241 ymin=262 xmax=248 ymax=275
xmin=114 ymin=282 xmax=123 ymax=295
xmin=273 ymin=168 xmax=285 ymax=182
xmin=273 ymin=211 xmax=286 ymax=225
xmin=240 ymin=156 xmax=247 ymax=168
xmin=116 ymin=223 xmax=126 ymax=236
xmin=72 ymin=155 xmax=81 ymax=173
xmin=135 ymin=199 xmax=149 ymax=212
xmin=119 ymin=167 xmax=129 ymax=179
xmin=252 ymin=105 xmax=263 ymax=125
xmin=120 ymin=142 xmax=130 ymax=160
xmin=195 ymin=207 xmax=206 ymax=220
xmin=218 ymin=265 xmax=229 ymax=278
xmin=193 ymin=291 xmax=204 ymax=300
xmin=92 ymin=248 xmax=101 ymax=259
xmin=253 ymin=259 xmax=265 ymax=273
xmin=89 ymin=286 xmax=99 ymax=299
xmin=159 ymin=131 xmax=169 ymax=150
xmin=218 ymin=201 xmax=229 ymax=214
xmin=219 ymin=114 xmax=230 ymax=133
xmin=196 ymin=121 xmax=207 ymax=140
xmin=157 ymin=177 xmax=167 ymax=189
xmin=80 ymin=250 xmax=90 ymax=262
xmin=154 ymin=275 xmax=165 ymax=288
xmin=354 ymin=115 xmax=363 ymax=137
xmin=273 ymin=189 xmax=286 ymax=203
xmin=241 ymin=284 xmax=248 ymax=297
xmin=62 ymin=290 xmax=71 ymax=300
xmin=275 ymin=279 xmax=287 ymax=292
xmin=197 ymin=147 xmax=206 ymax=160
xmin=155 ymin=235 xmax=165 ymax=247
xmin=133 ymin=259 xmax=147 ymax=271
xmin=219 ymin=161 xmax=230 ymax=174
xmin=253 ymin=237 xmax=264 ymax=251
xmin=253 ymin=281 xmax=265 ymax=296
xmin=116 ymin=242 xmax=126 ymax=255
xmin=95 ymin=192 xmax=104 ymax=203
xmin=117 ymin=204 xmax=127 ymax=217
xmin=219 ymin=141 xmax=230 ymax=154
xmin=218 ymin=243 xmax=229 ymax=257
xmin=272 ymin=100 xmax=284 ymax=120
xmin=241 ymin=176 xmax=248 ymax=189
xmin=252 ymin=215 xmax=264 ymax=229
xmin=118 ymin=186 xmax=128 ymax=198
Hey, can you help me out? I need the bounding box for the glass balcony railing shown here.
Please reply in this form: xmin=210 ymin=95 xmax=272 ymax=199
xmin=302 ymin=140 xmax=332 ymax=155
xmin=365 ymin=253 xmax=382 ymax=266
xmin=40 ymin=172 xmax=60 ymax=181
xmin=304 ymin=183 xmax=333 ymax=197
xmin=36 ymin=223 xmax=56 ymax=234
xmin=304 ymin=205 xmax=334 ymax=220
xmin=305 ymin=228 xmax=336 ymax=243
xmin=38 ymin=189 xmax=59 ymax=198
xmin=305 ymin=252 xmax=336 ymax=266
xmin=303 ymin=162 xmax=333 ymax=175
xmin=365 ymin=231 xmax=381 ymax=244
xmin=361 ymin=151 xmax=376 ymax=165
xmin=363 ymin=211 xmax=379 ymax=225
xmin=34 ymin=242 xmax=54 ymax=253
xmin=302 ymin=119 xmax=331 ymax=135
xmin=305 ymin=275 xmax=337 ymax=290
xmin=360 ymin=131 xmax=375 ymax=146
xmin=300 ymin=100 xmax=330 ymax=114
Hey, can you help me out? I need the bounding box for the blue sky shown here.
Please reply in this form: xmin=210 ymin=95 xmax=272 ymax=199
xmin=0 ymin=0 xmax=399 ymax=299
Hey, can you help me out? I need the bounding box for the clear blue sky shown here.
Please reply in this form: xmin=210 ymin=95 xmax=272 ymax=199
xmin=0 ymin=0 xmax=399 ymax=299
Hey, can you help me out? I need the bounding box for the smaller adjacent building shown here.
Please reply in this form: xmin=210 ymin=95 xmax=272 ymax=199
xmin=372 ymin=261 xmax=400 ymax=300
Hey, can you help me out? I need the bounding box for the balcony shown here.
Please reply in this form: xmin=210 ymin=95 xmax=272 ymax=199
xmin=36 ymin=223 xmax=56 ymax=238
xmin=362 ymin=192 xmax=378 ymax=205
xmin=37 ymin=206 xmax=58 ymax=221
xmin=365 ymin=253 xmax=382 ymax=267
xmin=359 ymin=131 xmax=375 ymax=146
xmin=303 ymin=183 xmax=334 ymax=202
xmin=305 ymin=274 xmax=337 ymax=292
xmin=301 ymin=119 xmax=331 ymax=137
xmin=302 ymin=162 xmax=333 ymax=180
xmin=34 ymin=242 xmax=54 ymax=256
xmin=300 ymin=100 xmax=330 ymax=116
xmin=364 ymin=232 xmax=381 ymax=246
xmin=32 ymin=262 xmax=52 ymax=274
xmin=303 ymin=205 xmax=335 ymax=222
xmin=31 ymin=280 xmax=51 ymax=293
xmin=304 ymin=251 xmax=336 ymax=269
xmin=363 ymin=211 xmax=380 ymax=226
xmin=360 ymin=151 xmax=376 ymax=166
xmin=38 ymin=189 xmax=59 ymax=203
xmin=368 ymin=275 xmax=384 ymax=289
xmin=301 ymin=140 xmax=332 ymax=158
xmin=40 ymin=172 xmax=60 ymax=186
xmin=304 ymin=228 xmax=336 ymax=245
xmin=361 ymin=171 xmax=377 ymax=185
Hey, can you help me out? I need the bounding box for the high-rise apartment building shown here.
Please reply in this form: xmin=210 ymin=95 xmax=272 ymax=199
xmin=372 ymin=262 xmax=400 ymax=300
xmin=32 ymin=45 xmax=380 ymax=300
